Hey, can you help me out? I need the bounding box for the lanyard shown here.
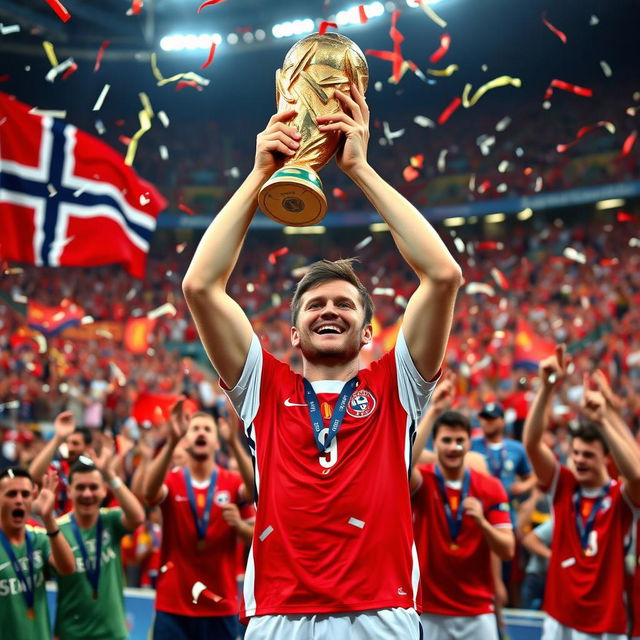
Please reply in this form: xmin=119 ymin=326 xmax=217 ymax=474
xmin=484 ymin=441 xmax=506 ymax=478
xmin=70 ymin=513 xmax=103 ymax=599
xmin=303 ymin=378 xmax=358 ymax=453
xmin=573 ymin=482 xmax=611 ymax=550
xmin=0 ymin=529 xmax=36 ymax=615
xmin=434 ymin=466 xmax=471 ymax=542
xmin=184 ymin=468 xmax=218 ymax=545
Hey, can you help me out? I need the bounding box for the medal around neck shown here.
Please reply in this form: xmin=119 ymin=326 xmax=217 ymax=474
xmin=258 ymin=32 xmax=369 ymax=226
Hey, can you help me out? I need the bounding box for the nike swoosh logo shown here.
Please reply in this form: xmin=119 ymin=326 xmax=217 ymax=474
xmin=174 ymin=496 xmax=189 ymax=502
xmin=284 ymin=398 xmax=307 ymax=407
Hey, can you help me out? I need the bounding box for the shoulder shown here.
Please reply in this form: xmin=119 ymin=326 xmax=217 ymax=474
xmin=506 ymin=439 xmax=527 ymax=454
xmin=25 ymin=524 xmax=49 ymax=546
xmin=473 ymin=470 xmax=508 ymax=500
xmin=417 ymin=462 xmax=436 ymax=481
xmin=100 ymin=506 xmax=124 ymax=524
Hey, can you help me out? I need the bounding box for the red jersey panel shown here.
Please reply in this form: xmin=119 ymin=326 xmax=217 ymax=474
xmin=544 ymin=465 xmax=633 ymax=634
xmin=155 ymin=466 xmax=254 ymax=617
xmin=633 ymin=518 xmax=639 ymax=638
xmin=226 ymin=333 xmax=436 ymax=621
xmin=49 ymin=459 xmax=72 ymax=515
xmin=412 ymin=464 xmax=511 ymax=616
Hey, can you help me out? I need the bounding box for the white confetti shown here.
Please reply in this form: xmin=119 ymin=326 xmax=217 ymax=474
xmin=47 ymin=184 xmax=57 ymax=197
xmin=453 ymin=237 xmax=466 ymax=253
xmin=589 ymin=15 xmax=599 ymax=26
xmin=191 ymin=581 xmax=207 ymax=604
xmin=45 ymin=57 xmax=75 ymax=83
xmin=0 ymin=23 xmax=20 ymax=35
xmin=92 ymin=84 xmax=110 ymax=112
xmin=496 ymin=183 xmax=507 ymax=193
xmin=96 ymin=329 xmax=114 ymax=339
xmin=73 ymin=185 xmax=87 ymax=197
xmin=465 ymin=282 xmax=495 ymax=297
xmin=547 ymin=373 xmax=557 ymax=384
xmin=413 ymin=115 xmax=436 ymax=128
xmin=562 ymin=247 xmax=586 ymax=264
xmin=382 ymin=121 xmax=405 ymax=145
xmin=495 ymin=116 xmax=511 ymax=132
xmin=515 ymin=147 xmax=524 ymax=157
xmin=355 ymin=236 xmax=372 ymax=251
xmin=599 ymin=60 xmax=612 ymax=78
xmin=81 ymin=315 xmax=95 ymax=325
xmin=534 ymin=177 xmax=543 ymax=192
xmin=498 ymin=160 xmax=510 ymax=173
xmin=0 ymin=400 xmax=20 ymax=409
xmin=139 ymin=193 xmax=151 ymax=206
xmin=437 ymin=149 xmax=448 ymax=173
xmin=29 ymin=108 xmax=66 ymax=119
xmin=481 ymin=64 xmax=488 ymax=72
xmin=374 ymin=81 xmax=383 ymax=92
xmin=147 ymin=302 xmax=177 ymax=319
xmin=468 ymin=174 xmax=476 ymax=191
xmin=372 ymin=287 xmax=395 ymax=296
xmin=95 ymin=119 xmax=106 ymax=135
xmin=394 ymin=295 xmax=408 ymax=308
xmin=158 ymin=110 xmax=170 ymax=128
xmin=348 ymin=517 xmax=365 ymax=529
xmin=628 ymin=237 xmax=640 ymax=247
xmin=159 ymin=145 xmax=169 ymax=160
xmin=259 ymin=525 xmax=274 ymax=542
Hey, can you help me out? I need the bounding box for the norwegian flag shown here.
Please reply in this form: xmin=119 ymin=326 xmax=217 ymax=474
xmin=0 ymin=92 xmax=166 ymax=278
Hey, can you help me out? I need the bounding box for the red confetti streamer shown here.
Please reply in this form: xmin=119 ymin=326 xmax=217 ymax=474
xmin=115 ymin=119 xmax=125 ymax=126
xmin=94 ymin=40 xmax=110 ymax=72
xmin=197 ymin=0 xmax=227 ymax=13
xmin=358 ymin=4 xmax=368 ymax=24
xmin=556 ymin=121 xmax=614 ymax=153
xmin=477 ymin=241 xmax=501 ymax=250
xmin=491 ymin=267 xmax=509 ymax=290
xmin=541 ymin=11 xmax=567 ymax=44
xmin=176 ymin=80 xmax=203 ymax=91
xmin=201 ymin=42 xmax=217 ymax=69
xmin=621 ymin=131 xmax=637 ymax=156
xmin=403 ymin=166 xmax=420 ymax=182
xmin=332 ymin=187 xmax=347 ymax=200
xmin=131 ymin=0 xmax=143 ymax=13
xmin=390 ymin=10 xmax=404 ymax=83
xmin=617 ymin=211 xmax=635 ymax=222
xmin=178 ymin=202 xmax=196 ymax=215
xmin=61 ymin=62 xmax=78 ymax=80
xmin=438 ymin=96 xmax=461 ymax=125
xmin=44 ymin=0 xmax=71 ymax=22
xmin=599 ymin=258 xmax=619 ymax=266
xmin=0 ymin=74 xmax=9 ymax=83
xmin=365 ymin=49 xmax=401 ymax=63
xmin=544 ymin=79 xmax=593 ymax=101
xmin=319 ymin=21 xmax=338 ymax=35
xmin=429 ymin=34 xmax=451 ymax=64
xmin=268 ymin=247 xmax=289 ymax=265
xmin=118 ymin=135 xmax=132 ymax=146
xmin=409 ymin=154 xmax=424 ymax=169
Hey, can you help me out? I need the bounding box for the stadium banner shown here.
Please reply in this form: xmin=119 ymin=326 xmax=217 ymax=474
xmin=61 ymin=320 xmax=124 ymax=342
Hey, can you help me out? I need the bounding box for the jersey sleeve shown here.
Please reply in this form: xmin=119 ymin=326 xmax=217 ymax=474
xmin=394 ymin=328 xmax=439 ymax=422
xmin=485 ymin=477 xmax=513 ymax=528
xmin=100 ymin=507 xmax=130 ymax=538
xmin=229 ymin=471 xmax=255 ymax=520
xmin=515 ymin=443 xmax=533 ymax=477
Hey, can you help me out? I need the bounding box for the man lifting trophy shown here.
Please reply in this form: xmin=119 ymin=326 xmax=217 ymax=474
xmin=258 ymin=32 xmax=369 ymax=226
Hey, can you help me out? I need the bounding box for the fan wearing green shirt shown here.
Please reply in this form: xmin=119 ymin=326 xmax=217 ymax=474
xmin=53 ymin=440 xmax=145 ymax=640
xmin=0 ymin=467 xmax=76 ymax=640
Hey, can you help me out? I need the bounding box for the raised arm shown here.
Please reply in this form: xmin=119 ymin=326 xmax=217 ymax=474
xmin=218 ymin=412 xmax=255 ymax=503
xmin=29 ymin=411 xmax=76 ymax=482
xmin=142 ymin=400 xmax=188 ymax=505
xmin=523 ymin=345 xmax=566 ymax=487
xmin=182 ymin=110 xmax=301 ymax=388
xmin=317 ymin=84 xmax=462 ymax=381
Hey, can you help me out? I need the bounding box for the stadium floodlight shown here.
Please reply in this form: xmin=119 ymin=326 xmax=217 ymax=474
xmin=336 ymin=2 xmax=385 ymax=26
xmin=160 ymin=33 xmax=222 ymax=51
xmin=485 ymin=213 xmax=506 ymax=223
xmin=517 ymin=208 xmax=533 ymax=221
xmin=595 ymin=198 xmax=625 ymax=210
xmin=227 ymin=33 xmax=239 ymax=45
xmin=405 ymin=0 xmax=421 ymax=7
xmin=272 ymin=18 xmax=315 ymax=39
xmin=443 ymin=217 xmax=466 ymax=227
xmin=369 ymin=222 xmax=390 ymax=232
xmin=283 ymin=225 xmax=327 ymax=234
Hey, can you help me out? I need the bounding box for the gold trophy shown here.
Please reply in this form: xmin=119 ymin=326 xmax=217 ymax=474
xmin=258 ymin=32 xmax=369 ymax=226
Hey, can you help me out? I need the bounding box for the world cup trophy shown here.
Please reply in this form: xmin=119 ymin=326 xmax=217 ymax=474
xmin=258 ymin=32 xmax=369 ymax=226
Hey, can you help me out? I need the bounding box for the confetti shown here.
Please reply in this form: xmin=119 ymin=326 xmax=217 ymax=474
xmin=1 ymin=24 xmax=20 ymax=35
xmin=94 ymin=40 xmax=110 ymax=72
xmin=556 ymin=121 xmax=615 ymax=153
xmin=124 ymin=108 xmax=152 ymax=167
xmin=416 ymin=0 xmax=447 ymax=28
xmin=268 ymin=247 xmax=289 ymax=264
xmin=73 ymin=185 xmax=87 ymax=197
xmin=453 ymin=237 xmax=465 ymax=253
xmin=197 ymin=0 xmax=227 ymax=12
xmin=47 ymin=184 xmax=58 ymax=197
xmin=403 ymin=166 xmax=420 ymax=182
xmin=427 ymin=64 xmax=458 ymax=77
xmin=160 ymin=561 xmax=175 ymax=574
xmin=630 ymin=238 xmax=640 ymax=247
xmin=129 ymin=0 xmax=143 ymax=14
xmin=332 ymin=187 xmax=347 ymax=200
xmin=96 ymin=329 xmax=114 ymax=339
xmin=158 ymin=111 xmax=170 ymax=128
xmin=148 ymin=302 xmax=177 ymax=319
xmin=358 ymin=4 xmax=368 ymax=24
xmin=495 ymin=116 xmax=511 ymax=132
xmin=410 ymin=154 xmax=424 ymax=169
xmin=178 ymin=202 xmax=196 ymax=215
xmin=176 ymin=80 xmax=203 ymax=91
xmin=621 ymin=131 xmax=637 ymax=156
xmin=541 ymin=11 xmax=567 ymax=44
xmin=534 ymin=176 xmax=543 ymax=192
xmin=544 ymin=79 xmax=592 ymax=101
xmin=81 ymin=315 xmax=94 ymax=324
xmin=438 ymin=96 xmax=461 ymax=124
xmin=3 ymin=267 xmax=24 ymax=275
xmin=413 ymin=115 xmax=435 ymax=128
xmin=599 ymin=258 xmax=618 ymax=267
xmin=589 ymin=15 xmax=599 ymax=26
xmin=92 ymin=84 xmax=110 ymax=111
xmin=46 ymin=57 xmax=75 ymax=83
xmin=437 ymin=149 xmax=448 ymax=172
xmin=61 ymin=62 xmax=78 ymax=80
xmin=159 ymin=145 xmax=169 ymax=160
xmin=139 ymin=192 xmax=151 ymax=206
xmin=44 ymin=0 xmax=70 ymax=22
xmin=151 ymin=53 xmax=211 ymax=88
xmin=465 ymin=283 xmax=495 ymax=297
xmin=462 ymin=76 xmax=522 ymax=108
xmin=319 ymin=21 xmax=338 ymax=35
xmin=429 ymin=33 xmax=451 ymax=64
xmin=42 ymin=41 xmax=59 ymax=67
xmin=355 ymin=236 xmax=372 ymax=250
xmin=562 ymin=247 xmax=586 ymax=264
xmin=477 ymin=241 xmax=503 ymax=250
xmin=491 ymin=267 xmax=509 ymax=290
xmin=176 ymin=242 xmax=187 ymax=253
xmin=201 ymin=42 xmax=217 ymax=69
xmin=382 ymin=121 xmax=405 ymax=144
xmin=599 ymin=60 xmax=612 ymax=78
xmin=0 ymin=400 xmax=20 ymax=410
xmin=372 ymin=287 xmax=395 ymax=296
xmin=498 ymin=160 xmax=510 ymax=173
xmin=618 ymin=211 xmax=635 ymax=222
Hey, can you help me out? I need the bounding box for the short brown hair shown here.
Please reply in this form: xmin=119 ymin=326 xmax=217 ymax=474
xmin=571 ymin=422 xmax=609 ymax=455
xmin=290 ymin=259 xmax=374 ymax=327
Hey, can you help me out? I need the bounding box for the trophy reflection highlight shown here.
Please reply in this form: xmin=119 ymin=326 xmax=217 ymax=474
xmin=258 ymin=32 xmax=369 ymax=226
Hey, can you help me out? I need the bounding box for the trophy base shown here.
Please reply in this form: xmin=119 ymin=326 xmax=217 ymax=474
xmin=258 ymin=166 xmax=327 ymax=226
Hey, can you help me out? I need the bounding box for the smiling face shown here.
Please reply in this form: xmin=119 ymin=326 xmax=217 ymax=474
xmin=69 ymin=469 xmax=106 ymax=518
xmin=291 ymin=279 xmax=372 ymax=364
xmin=0 ymin=476 xmax=34 ymax=534
xmin=66 ymin=432 xmax=87 ymax=462
xmin=571 ymin=437 xmax=607 ymax=487
xmin=185 ymin=413 xmax=219 ymax=461
xmin=434 ymin=425 xmax=471 ymax=475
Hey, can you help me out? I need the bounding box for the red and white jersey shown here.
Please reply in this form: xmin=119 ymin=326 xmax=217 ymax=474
xmin=225 ymin=330 xmax=437 ymax=621
xmin=154 ymin=466 xmax=254 ymax=617
xmin=49 ymin=458 xmax=72 ymax=515
xmin=544 ymin=464 xmax=634 ymax=635
xmin=411 ymin=464 xmax=511 ymax=616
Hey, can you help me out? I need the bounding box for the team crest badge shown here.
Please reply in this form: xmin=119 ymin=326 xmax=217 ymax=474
xmin=347 ymin=389 xmax=377 ymax=418
xmin=505 ymin=459 xmax=514 ymax=472
xmin=215 ymin=491 xmax=231 ymax=505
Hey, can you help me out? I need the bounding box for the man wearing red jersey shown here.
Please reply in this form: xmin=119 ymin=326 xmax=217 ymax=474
xmin=411 ymin=407 xmax=514 ymax=639
xmin=143 ymin=405 xmax=254 ymax=640
xmin=523 ymin=346 xmax=640 ymax=640
xmin=182 ymin=78 xmax=462 ymax=638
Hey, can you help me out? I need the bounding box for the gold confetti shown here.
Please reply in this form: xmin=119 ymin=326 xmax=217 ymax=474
xmin=427 ymin=64 xmax=458 ymax=77
xmin=462 ymin=76 xmax=522 ymax=108
xmin=42 ymin=41 xmax=59 ymax=67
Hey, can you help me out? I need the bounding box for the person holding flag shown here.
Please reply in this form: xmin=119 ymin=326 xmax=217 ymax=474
xmin=143 ymin=402 xmax=254 ymax=640
xmin=523 ymin=345 xmax=640 ymax=640
xmin=53 ymin=440 xmax=145 ymax=640
xmin=0 ymin=467 xmax=75 ymax=639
